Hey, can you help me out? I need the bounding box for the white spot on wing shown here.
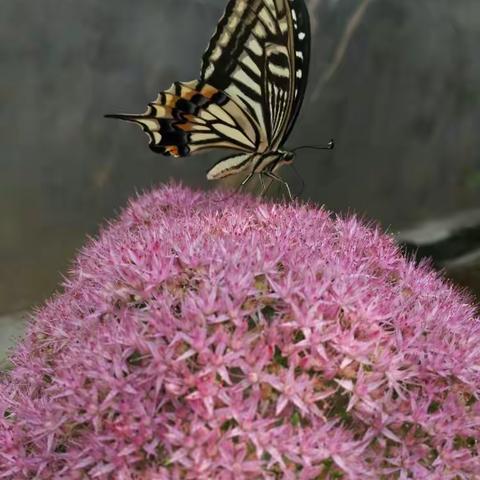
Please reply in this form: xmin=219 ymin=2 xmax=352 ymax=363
xmin=254 ymin=22 xmax=267 ymax=39
xmin=268 ymin=63 xmax=290 ymax=78
xmin=204 ymin=64 xmax=215 ymax=78
xmin=227 ymin=14 xmax=240 ymax=31
xmin=234 ymin=0 xmax=248 ymax=15
xmin=210 ymin=46 xmax=222 ymax=61
xmin=219 ymin=31 xmax=230 ymax=46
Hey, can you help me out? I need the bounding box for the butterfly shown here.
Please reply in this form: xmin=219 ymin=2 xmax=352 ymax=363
xmin=106 ymin=0 xmax=333 ymax=198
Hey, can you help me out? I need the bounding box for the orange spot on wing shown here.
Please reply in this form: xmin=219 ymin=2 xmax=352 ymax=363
xmin=200 ymin=85 xmax=219 ymax=99
xmin=177 ymin=122 xmax=193 ymax=132
xmin=181 ymin=89 xmax=197 ymax=101
xmin=163 ymin=93 xmax=178 ymax=108
xmin=166 ymin=146 xmax=180 ymax=156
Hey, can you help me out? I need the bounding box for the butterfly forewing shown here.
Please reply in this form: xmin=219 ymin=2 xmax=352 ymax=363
xmin=282 ymin=0 xmax=310 ymax=142
xmin=201 ymin=0 xmax=310 ymax=149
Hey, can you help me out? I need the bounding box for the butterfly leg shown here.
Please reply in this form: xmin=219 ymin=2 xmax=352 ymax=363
xmin=289 ymin=163 xmax=305 ymax=197
xmin=240 ymin=173 xmax=255 ymax=189
xmin=259 ymin=174 xmax=275 ymax=197
xmin=259 ymin=173 xmax=266 ymax=191
xmin=227 ymin=172 xmax=255 ymax=198
xmin=264 ymin=172 xmax=294 ymax=201
xmin=232 ymin=172 xmax=254 ymax=195
xmin=229 ymin=172 xmax=255 ymax=195
xmin=211 ymin=172 xmax=255 ymax=204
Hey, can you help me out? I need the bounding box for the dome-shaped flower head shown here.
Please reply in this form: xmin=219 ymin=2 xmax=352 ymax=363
xmin=1 ymin=183 xmax=479 ymax=479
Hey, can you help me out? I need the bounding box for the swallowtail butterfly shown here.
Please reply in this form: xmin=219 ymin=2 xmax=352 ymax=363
xmin=107 ymin=0 xmax=330 ymax=197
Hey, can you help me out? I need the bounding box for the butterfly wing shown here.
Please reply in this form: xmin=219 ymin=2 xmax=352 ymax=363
xmin=277 ymin=0 xmax=311 ymax=144
xmin=200 ymin=0 xmax=310 ymax=150
xmin=106 ymin=80 xmax=260 ymax=157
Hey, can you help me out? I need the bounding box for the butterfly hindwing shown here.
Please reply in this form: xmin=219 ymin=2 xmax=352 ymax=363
xmin=106 ymin=80 xmax=260 ymax=157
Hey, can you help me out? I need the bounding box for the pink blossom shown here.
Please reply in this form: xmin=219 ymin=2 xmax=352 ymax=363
xmin=1 ymin=183 xmax=479 ymax=478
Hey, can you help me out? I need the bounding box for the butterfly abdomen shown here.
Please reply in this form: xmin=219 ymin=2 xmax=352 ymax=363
xmin=207 ymin=149 xmax=292 ymax=180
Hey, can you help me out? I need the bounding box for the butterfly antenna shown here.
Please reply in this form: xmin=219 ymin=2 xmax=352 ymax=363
xmin=292 ymin=139 xmax=335 ymax=153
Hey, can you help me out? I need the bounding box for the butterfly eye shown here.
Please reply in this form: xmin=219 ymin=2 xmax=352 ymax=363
xmin=283 ymin=152 xmax=295 ymax=164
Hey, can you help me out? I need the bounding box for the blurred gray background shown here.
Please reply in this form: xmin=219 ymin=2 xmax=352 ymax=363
xmin=2 ymin=0 xmax=480 ymax=322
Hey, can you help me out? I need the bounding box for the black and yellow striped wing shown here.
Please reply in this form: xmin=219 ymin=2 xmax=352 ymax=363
xmin=106 ymin=80 xmax=259 ymax=157
xmin=201 ymin=0 xmax=310 ymax=150
xmin=106 ymin=0 xmax=310 ymax=174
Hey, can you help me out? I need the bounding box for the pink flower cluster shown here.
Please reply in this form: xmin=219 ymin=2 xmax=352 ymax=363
xmin=1 ymin=183 xmax=479 ymax=479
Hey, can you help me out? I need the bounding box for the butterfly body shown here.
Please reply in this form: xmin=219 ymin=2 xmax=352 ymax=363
xmin=206 ymin=149 xmax=294 ymax=180
xmin=107 ymin=0 xmax=311 ymax=191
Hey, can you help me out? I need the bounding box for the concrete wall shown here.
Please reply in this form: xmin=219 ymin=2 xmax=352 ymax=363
xmin=2 ymin=0 xmax=480 ymax=314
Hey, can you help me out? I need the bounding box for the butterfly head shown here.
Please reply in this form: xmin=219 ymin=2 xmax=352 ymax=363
xmin=280 ymin=150 xmax=295 ymax=165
